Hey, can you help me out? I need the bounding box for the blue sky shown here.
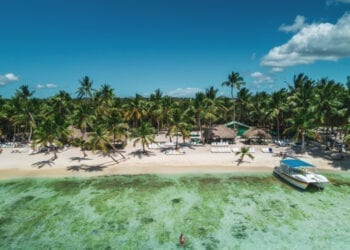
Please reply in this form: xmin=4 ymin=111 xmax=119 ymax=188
xmin=1 ymin=0 xmax=350 ymax=98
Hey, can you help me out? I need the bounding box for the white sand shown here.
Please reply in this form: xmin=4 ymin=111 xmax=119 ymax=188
xmin=0 ymin=135 xmax=348 ymax=179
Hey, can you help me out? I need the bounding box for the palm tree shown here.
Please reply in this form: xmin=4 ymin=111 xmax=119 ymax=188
xmin=221 ymin=71 xmax=246 ymax=124
xmin=285 ymin=74 xmax=317 ymax=153
xmin=192 ymin=92 xmax=206 ymax=142
xmin=132 ymin=122 xmax=155 ymax=153
xmin=88 ymin=125 xmax=126 ymax=162
xmin=149 ymin=88 xmax=164 ymax=133
xmin=122 ymin=94 xmax=147 ymax=128
xmin=314 ymin=78 xmax=347 ymax=137
xmin=166 ymin=105 xmax=191 ymax=148
xmin=235 ymin=87 xmax=252 ymax=123
xmin=72 ymin=104 xmax=95 ymax=157
xmin=15 ymin=85 xmax=36 ymax=141
xmin=76 ymin=76 xmax=94 ymax=99
xmin=33 ymin=104 xmax=69 ymax=160
xmin=267 ymin=89 xmax=288 ymax=141
xmin=235 ymin=146 xmax=254 ymax=166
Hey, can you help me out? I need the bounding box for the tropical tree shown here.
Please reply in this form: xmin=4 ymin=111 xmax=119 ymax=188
xmin=284 ymin=74 xmax=317 ymax=153
xmin=122 ymin=94 xmax=147 ymax=128
xmin=33 ymin=100 xmax=70 ymax=160
xmin=235 ymin=87 xmax=252 ymax=123
xmin=314 ymin=78 xmax=347 ymax=137
xmin=132 ymin=122 xmax=155 ymax=153
xmin=76 ymin=76 xmax=94 ymax=100
xmin=94 ymin=84 xmax=115 ymax=122
xmin=221 ymin=71 xmax=246 ymax=124
xmin=267 ymin=89 xmax=288 ymax=140
xmin=167 ymin=104 xmax=191 ymax=147
xmin=149 ymin=88 xmax=164 ymax=133
xmin=189 ymin=92 xmax=206 ymax=142
xmin=88 ymin=125 xmax=126 ymax=162
xmin=14 ymin=85 xmax=37 ymax=141
xmin=71 ymin=104 xmax=95 ymax=157
xmin=235 ymin=146 xmax=254 ymax=166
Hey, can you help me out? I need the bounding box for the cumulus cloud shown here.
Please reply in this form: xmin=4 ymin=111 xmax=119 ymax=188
xmin=251 ymin=72 xmax=273 ymax=84
xmin=0 ymin=73 xmax=19 ymax=86
xmin=261 ymin=13 xmax=350 ymax=68
xmin=279 ymin=15 xmax=306 ymax=33
xmin=36 ymin=83 xmax=57 ymax=89
xmin=166 ymin=87 xmax=202 ymax=97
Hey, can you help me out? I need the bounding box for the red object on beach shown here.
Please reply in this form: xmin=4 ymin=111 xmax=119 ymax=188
xmin=179 ymin=233 xmax=185 ymax=246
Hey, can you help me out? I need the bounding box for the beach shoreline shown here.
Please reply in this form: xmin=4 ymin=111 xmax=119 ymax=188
xmin=1 ymin=135 xmax=349 ymax=180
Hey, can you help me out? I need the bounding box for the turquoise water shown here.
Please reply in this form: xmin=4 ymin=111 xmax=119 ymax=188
xmin=0 ymin=172 xmax=350 ymax=249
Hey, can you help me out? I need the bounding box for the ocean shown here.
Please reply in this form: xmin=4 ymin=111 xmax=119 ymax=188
xmin=0 ymin=172 xmax=349 ymax=249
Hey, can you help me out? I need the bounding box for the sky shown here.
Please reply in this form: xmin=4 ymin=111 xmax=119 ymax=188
xmin=1 ymin=0 xmax=350 ymax=98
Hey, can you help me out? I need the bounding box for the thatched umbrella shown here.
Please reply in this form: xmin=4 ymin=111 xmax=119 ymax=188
xmin=204 ymin=124 xmax=236 ymax=142
xmin=243 ymin=127 xmax=271 ymax=139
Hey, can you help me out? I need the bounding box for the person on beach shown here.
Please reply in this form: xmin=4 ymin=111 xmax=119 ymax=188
xmin=179 ymin=233 xmax=185 ymax=246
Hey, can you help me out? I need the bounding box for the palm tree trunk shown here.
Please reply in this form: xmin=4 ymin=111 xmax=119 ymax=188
xmin=28 ymin=125 xmax=33 ymax=142
xmin=109 ymin=153 xmax=119 ymax=163
xmin=50 ymin=142 xmax=58 ymax=160
xmin=175 ymin=133 xmax=179 ymax=149
xmin=301 ymin=131 xmax=305 ymax=154
xmin=110 ymin=142 xmax=126 ymax=159
xmin=81 ymin=130 xmax=87 ymax=157
xmin=276 ymin=116 xmax=280 ymax=141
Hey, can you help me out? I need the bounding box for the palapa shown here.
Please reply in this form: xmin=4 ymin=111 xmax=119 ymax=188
xmin=243 ymin=127 xmax=271 ymax=139
xmin=204 ymin=125 xmax=236 ymax=140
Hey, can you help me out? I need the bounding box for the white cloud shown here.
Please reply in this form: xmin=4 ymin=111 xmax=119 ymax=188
xmin=261 ymin=13 xmax=350 ymax=68
xmin=166 ymin=87 xmax=202 ymax=97
xmin=271 ymin=67 xmax=284 ymax=73
xmin=251 ymin=72 xmax=273 ymax=84
xmin=279 ymin=15 xmax=306 ymax=33
xmin=251 ymin=72 xmax=263 ymax=78
xmin=46 ymin=83 xmax=57 ymax=88
xmin=0 ymin=73 xmax=19 ymax=86
xmin=36 ymin=83 xmax=57 ymax=89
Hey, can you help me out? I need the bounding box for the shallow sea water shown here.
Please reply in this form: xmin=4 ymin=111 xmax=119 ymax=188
xmin=0 ymin=172 xmax=350 ymax=249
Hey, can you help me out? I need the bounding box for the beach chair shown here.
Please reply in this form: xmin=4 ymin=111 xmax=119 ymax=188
xmin=248 ymin=147 xmax=256 ymax=153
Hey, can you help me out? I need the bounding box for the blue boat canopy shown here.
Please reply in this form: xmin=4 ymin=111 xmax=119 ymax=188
xmin=281 ymin=158 xmax=314 ymax=168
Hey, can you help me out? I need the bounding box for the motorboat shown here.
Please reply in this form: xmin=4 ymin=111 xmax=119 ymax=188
xmin=273 ymin=158 xmax=329 ymax=190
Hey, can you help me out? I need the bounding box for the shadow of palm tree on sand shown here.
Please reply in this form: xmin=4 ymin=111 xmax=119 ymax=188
xmin=128 ymin=150 xmax=155 ymax=159
xmin=32 ymin=160 xmax=56 ymax=169
xmin=67 ymin=164 xmax=108 ymax=172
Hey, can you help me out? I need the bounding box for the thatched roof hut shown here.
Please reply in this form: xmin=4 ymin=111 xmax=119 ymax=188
xmin=243 ymin=127 xmax=271 ymax=139
xmin=204 ymin=125 xmax=236 ymax=143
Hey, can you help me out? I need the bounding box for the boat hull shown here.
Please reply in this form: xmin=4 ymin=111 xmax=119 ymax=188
xmin=274 ymin=167 xmax=309 ymax=189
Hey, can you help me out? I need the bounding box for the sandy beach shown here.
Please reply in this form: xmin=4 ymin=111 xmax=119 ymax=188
xmin=1 ymin=134 xmax=349 ymax=180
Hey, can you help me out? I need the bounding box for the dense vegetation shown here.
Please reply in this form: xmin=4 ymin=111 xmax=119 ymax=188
xmin=0 ymin=72 xmax=349 ymax=157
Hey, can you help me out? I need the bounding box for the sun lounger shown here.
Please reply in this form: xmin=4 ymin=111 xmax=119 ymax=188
xmin=211 ymin=147 xmax=231 ymax=153
xmin=231 ymin=147 xmax=239 ymax=153
xmin=262 ymin=147 xmax=272 ymax=153
xmin=165 ymin=149 xmax=185 ymax=155
xmin=248 ymin=147 xmax=256 ymax=153
xmin=148 ymin=143 xmax=162 ymax=149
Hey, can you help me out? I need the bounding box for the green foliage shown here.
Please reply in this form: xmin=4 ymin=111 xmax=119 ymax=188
xmin=0 ymin=73 xmax=349 ymax=148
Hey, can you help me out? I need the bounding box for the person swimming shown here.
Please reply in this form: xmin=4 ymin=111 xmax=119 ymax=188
xmin=179 ymin=233 xmax=185 ymax=246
